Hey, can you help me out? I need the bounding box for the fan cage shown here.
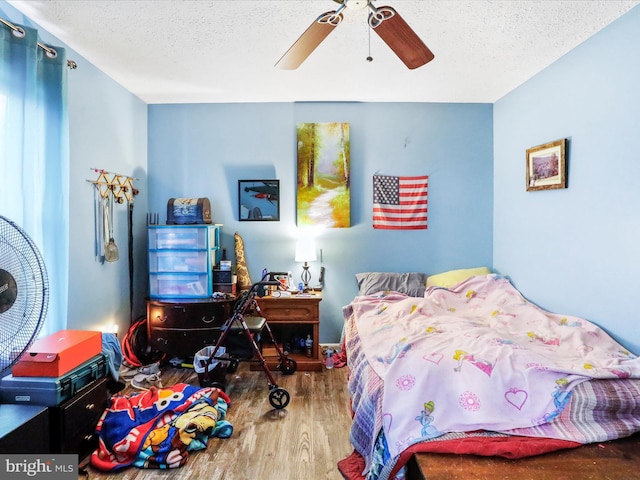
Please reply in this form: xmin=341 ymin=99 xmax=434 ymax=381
xmin=0 ymin=216 xmax=49 ymax=377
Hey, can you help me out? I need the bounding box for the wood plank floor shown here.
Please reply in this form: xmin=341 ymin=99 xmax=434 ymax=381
xmin=81 ymin=363 xmax=353 ymax=480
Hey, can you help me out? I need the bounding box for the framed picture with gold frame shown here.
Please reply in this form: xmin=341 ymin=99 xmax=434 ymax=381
xmin=526 ymin=139 xmax=567 ymax=191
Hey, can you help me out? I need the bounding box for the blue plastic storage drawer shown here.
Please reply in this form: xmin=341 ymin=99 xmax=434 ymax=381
xmin=148 ymin=227 xmax=209 ymax=250
xmin=149 ymin=273 xmax=211 ymax=298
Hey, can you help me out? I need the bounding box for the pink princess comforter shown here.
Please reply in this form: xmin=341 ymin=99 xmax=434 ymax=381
xmin=343 ymin=274 xmax=640 ymax=479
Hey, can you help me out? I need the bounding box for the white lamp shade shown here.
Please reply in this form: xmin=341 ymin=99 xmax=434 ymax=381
xmin=295 ymin=239 xmax=317 ymax=263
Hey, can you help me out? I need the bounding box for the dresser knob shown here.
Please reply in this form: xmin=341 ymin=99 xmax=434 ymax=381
xmin=84 ymin=434 xmax=94 ymax=441
xmin=202 ymin=315 xmax=215 ymax=324
xmin=156 ymin=315 xmax=167 ymax=323
xmin=85 ymin=403 xmax=95 ymax=410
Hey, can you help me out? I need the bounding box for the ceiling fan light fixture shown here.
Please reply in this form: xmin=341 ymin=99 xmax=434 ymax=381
xmin=345 ymin=0 xmax=370 ymax=10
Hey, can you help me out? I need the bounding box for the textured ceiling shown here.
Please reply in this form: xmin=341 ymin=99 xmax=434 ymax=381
xmin=6 ymin=0 xmax=639 ymax=104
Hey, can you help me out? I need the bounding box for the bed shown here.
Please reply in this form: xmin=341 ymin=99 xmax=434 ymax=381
xmin=337 ymin=270 xmax=640 ymax=480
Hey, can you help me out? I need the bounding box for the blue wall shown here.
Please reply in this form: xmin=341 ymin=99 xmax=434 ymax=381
xmin=494 ymin=5 xmax=640 ymax=353
xmin=8 ymin=0 xmax=638 ymax=352
xmin=1 ymin=2 xmax=149 ymax=337
xmin=148 ymin=102 xmax=494 ymax=342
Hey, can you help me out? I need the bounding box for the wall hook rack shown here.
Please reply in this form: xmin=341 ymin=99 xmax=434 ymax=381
xmin=86 ymin=167 xmax=139 ymax=204
xmin=87 ymin=168 xmax=140 ymax=265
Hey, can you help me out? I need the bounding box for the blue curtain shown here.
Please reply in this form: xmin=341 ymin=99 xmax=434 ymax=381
xmin=1 ymin=20 xmax=69 ymax=337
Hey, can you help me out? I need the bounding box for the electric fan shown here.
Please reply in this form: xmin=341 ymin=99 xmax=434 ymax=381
xmin=0 ymin=215 xmax=49 ymax=378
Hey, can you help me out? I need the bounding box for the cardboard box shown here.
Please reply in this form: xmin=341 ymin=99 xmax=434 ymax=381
xmin=12 ymin=330 xmax=102 ymax=377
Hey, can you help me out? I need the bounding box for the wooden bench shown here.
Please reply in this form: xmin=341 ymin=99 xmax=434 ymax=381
xmin=406 ymin=432 xmax=640 ymax=479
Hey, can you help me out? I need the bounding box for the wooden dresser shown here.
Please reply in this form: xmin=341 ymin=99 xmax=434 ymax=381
xmin=146 ymin=297 xmax=235 ymax=358
xmin=255 ymin=293 xmax=322 ymax=371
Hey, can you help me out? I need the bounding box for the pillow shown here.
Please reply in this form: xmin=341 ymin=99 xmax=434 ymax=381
xmin=426 ymin=267 xmax=491 ymax=288
xmin=234 ymin=232 xmax=252 ymax=292
xmin=355 ymin=272 xmax=428 ymax=297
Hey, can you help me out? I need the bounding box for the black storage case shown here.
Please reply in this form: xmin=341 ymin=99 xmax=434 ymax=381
xmin=213 ymin=269 xmax=232 ymax=283
xmin=0 ymin=353 xmax=108 ymax=406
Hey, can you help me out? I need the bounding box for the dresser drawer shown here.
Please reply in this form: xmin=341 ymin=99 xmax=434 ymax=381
xmin=149 ymin=327 xmax=219 ymax=356
xmin=258 ymin=301 xmax=318 ymax=323
xmin=50 ymin=377 xmax=109 ymax=460
xmin=148 ymin=301 xmax=230 ymax=328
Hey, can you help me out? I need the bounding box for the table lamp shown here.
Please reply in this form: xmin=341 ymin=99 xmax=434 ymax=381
xmin=294 ymin=239 xmax=317 ymax=291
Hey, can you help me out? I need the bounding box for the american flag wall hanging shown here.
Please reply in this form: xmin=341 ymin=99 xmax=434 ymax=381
xmin=372 ymin=174 xmax=428 ymax=230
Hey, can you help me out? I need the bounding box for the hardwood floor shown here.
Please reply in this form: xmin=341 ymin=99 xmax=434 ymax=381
xmin=81 ymin=362 xmax=353 ymax=480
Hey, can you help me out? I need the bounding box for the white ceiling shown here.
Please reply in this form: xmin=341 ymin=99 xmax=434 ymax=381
xmin=6 ymin=0 xmax=639 ymax=104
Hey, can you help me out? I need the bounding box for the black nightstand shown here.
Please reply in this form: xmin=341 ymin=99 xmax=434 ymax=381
xmin=0 ymin=404 xmax=50 ymax=453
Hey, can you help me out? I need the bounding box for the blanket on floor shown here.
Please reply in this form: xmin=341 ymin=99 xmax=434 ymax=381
xmin=91 ymin=383 xmax=233 ymax=471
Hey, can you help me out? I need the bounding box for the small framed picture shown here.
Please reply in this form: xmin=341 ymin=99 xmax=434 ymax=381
xmin=526 ymin=139 xmax=567 ymax=191
xmin=238 ymin=180 xmax=280 ymax=221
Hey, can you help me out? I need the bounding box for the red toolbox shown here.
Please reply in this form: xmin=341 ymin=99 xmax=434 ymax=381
xmin=12 ymin=330 xmax=102 ymax=377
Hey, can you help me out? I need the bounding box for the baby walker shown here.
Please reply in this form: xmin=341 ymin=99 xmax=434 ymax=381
xmin=199 ymin=272 xmax=297 ymax=409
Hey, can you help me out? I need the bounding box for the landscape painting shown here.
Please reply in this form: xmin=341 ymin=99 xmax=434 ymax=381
xmin=526 ymin=139 xmax=567 ymax=191
xmin=296 ymin=122 xmax=350 ymax=228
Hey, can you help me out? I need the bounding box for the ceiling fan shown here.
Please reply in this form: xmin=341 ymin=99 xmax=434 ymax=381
xmin=276 ymin=0 xmax=434 ymax=70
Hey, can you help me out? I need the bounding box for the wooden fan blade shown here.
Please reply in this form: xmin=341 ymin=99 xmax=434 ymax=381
xmin=276 ymin=11 xmax=343 ymax=69
xmin=369 ymin=6 xmax=434 ymax=69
